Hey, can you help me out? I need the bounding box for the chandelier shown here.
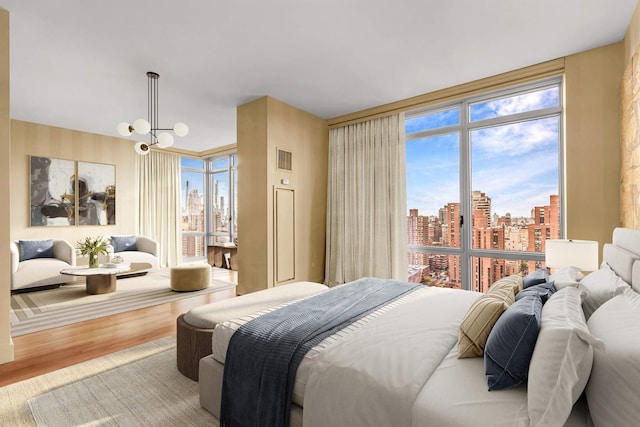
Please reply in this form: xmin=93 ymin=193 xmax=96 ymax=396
xmin=117 ymin=71 xmax=189 ymax=155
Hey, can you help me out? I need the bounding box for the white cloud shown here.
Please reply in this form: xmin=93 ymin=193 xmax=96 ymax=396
xmin=472 ymin=117 xmax=558 ymax=156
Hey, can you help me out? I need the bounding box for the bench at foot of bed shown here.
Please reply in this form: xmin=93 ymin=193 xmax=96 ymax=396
xmin=176 ymin=281 xmax=328 ymax=381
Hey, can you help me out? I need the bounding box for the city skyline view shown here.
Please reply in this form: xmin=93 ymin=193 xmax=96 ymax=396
xmin=406 ymin=86 xmax=560 ymax=218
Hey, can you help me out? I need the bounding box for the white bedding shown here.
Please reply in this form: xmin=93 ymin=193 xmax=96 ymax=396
xmin=205 ymin=228 xmax=640 ymax=426
xmin=212 ymin=284 xmax=594 ymax=427
xmin=213 ymin=286 xmax=480 ymax=418
xmin=302 ymin=286 xmax=479 ymax=427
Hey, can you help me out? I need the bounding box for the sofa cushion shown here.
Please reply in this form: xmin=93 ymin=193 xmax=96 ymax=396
xmin=111 ymin=235 xmax=138 ymax=253
xmin=19 ymin=239 xmax=54 ymax=262
xmin=13 ymin=258 xmax=75 ymax=290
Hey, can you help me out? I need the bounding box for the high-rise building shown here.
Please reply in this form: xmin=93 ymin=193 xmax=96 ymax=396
xmin=407 ymin=193 xmax=560 ymax=292
xmin=183 ymin=188 xmax=205 ymax=257
xmin=526 ymin=194 xmax=560 ymax=272
xmin=472 ymin=190 xmax=492 ymax=228
xmin=445 ymin=202 xmax=461 ymax=287
xmin=407 ymin=209 xmax=430 ymax=265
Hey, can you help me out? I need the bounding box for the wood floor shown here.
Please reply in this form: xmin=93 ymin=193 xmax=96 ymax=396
xmin=0 ymin=267 xmax=238 ymax=388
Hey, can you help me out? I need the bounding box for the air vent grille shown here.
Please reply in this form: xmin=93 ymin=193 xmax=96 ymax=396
xmin=277 ymin=149 xmax=292 ymax=171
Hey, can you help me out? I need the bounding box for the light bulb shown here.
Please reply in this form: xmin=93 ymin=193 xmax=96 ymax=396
xmin=117 ymin=122 xmax=133 ymax=136
xmin=156 ymin=133 xmax=174 ymax=148
xmin=173 ymin=122 xmax=189 ymax=137
xmin=133 ymin=119 xmax=151 ymax=134
xmin=134 ymin=141 xmax=150 ymax=155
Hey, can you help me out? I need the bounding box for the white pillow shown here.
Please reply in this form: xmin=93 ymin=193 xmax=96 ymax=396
xmin=548 ymin=266 xmax=583 ymax=289
xmin=527 ymin=286 xmax=603 ymax=427
xmin=586 ymin=289 xmax=640 ymax=427
xmin=579 ymin=262 xmax=629 ymax=319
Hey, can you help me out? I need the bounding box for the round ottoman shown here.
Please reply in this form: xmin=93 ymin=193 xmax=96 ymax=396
xmin=170 ymin=264 xmax=211 ymax=292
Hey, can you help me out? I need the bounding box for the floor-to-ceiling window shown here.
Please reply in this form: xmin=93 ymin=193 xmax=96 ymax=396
xmin=406 ymin=78 xmax=563 ymax=292
xmin=209 ymin=155 xmax=237 ymax=246
xmin=180 ymin=153 xmax=237 ymax=261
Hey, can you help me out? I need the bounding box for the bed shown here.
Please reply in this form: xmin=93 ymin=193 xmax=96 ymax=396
xmin=199 ymin=227 xmax=640 ymax=426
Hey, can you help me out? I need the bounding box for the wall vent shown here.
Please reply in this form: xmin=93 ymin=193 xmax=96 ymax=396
xmin=277 ymin=148 xmax=293 ymax=171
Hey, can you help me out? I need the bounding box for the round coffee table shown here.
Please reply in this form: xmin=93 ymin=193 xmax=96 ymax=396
xmin=61 ymin=262 xmax=152 ymax=295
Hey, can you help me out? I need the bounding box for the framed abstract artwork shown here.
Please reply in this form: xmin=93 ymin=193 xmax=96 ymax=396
xmin=77 ymin=161 xmax=116 ymax=225
xmin=30 ymin=156 xmax=116 ymax=226
xmin=30 ymin=156 xmax=76 ymax=226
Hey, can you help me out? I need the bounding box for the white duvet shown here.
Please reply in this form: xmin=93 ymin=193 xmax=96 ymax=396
xmin=212 ymin=285 xmax=591 ymax=427
xmin=302 ymin=287 xmax=479 ymax=427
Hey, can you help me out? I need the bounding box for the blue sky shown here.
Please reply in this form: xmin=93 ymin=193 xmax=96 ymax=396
xmin=406 ymin=87 xmax=559 ymax=218
xmin=180 ymin=158 xmax=205 ymax=212
xmin=180 ymin=157 xmax=230 ymax=213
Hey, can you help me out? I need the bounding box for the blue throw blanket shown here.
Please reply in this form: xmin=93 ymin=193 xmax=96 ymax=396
xmin=219 ymin=277 xmax=421 ymax=427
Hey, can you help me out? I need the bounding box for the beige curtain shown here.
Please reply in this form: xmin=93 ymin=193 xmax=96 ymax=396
xmin=325 ymin=114 xmax=408 ymax=286
xmin=136 ymin=150 xmax=182 ymax=267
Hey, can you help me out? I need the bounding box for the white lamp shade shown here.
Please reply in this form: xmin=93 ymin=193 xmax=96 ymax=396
xmin=545 ymin=239 xmax=599 ymax=271
xmin=156 ymin=133 xmax=174 ymax=148
xmin=173 ymin=122 xmax=189 ymax=137
xmin=134 ymin=141 xmax=150 ymax=155
xmin=117 ymin=122 xmax=133 ymax=136
xmin=132 ymin=119 xmax=151 ymax=134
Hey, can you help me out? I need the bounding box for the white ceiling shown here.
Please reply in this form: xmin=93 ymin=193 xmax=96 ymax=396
xmin=0 ymin=0 xmax=637 ymax=152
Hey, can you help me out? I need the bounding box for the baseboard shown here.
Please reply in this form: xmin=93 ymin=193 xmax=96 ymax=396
xmin=0 ymin=338 xmax=14 ymax=364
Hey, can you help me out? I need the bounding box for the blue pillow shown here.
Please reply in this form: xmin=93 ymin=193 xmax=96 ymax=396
xmin=523 ymin=269 xmax=549 ymax=289
xmin=111 ymin=235 xmax=138 ymax=253
xmin=515 ymin=281 xmax=557 ymax=304
xmin=484 ymin=294 xmax=543 ymax=390
xmin=19 ymin=239 xmax=55 ymax=262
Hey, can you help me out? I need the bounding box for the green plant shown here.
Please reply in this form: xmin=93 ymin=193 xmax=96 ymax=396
xmin=77 ymin=236 xmax=109 ymax=268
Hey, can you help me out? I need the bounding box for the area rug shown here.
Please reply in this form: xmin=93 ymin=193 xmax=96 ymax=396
xmin=10 ymin=268 xmax=236 ymax=336
xmin=0 ymin=336 xmax=219 ymax=426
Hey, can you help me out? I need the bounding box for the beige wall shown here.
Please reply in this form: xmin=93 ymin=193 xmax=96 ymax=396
xmin=237 ymin=98 xmax=269 ymax=294
xmin=564 ymin=43 xmax=624 ymax=252
xmin=237 ymin=96 xmax=328 ymax=295
xmin=0 ymin=8 xmax=14 ymax=364
xmin=10 ymin=120 xmax=138 ymax=243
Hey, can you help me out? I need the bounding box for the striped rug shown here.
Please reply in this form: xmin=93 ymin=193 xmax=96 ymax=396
xmin=10 ymin=268 xmax=236 ymax=337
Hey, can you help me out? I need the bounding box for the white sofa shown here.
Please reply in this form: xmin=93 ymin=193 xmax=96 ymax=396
xmin=10 ymin=239 xmax=77 ymax=291
xmin=109 ymin=235 xmax=159 ymax=269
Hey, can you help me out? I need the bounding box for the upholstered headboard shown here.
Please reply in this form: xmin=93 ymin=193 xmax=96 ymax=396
xmin=602 ymin=227 xmax=640 ymax=293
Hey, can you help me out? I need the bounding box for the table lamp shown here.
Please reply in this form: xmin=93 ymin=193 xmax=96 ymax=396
xmin=545 ymin=239 xmax=599 ymax=271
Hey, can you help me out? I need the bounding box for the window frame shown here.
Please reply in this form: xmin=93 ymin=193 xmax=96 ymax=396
xmin=180 ymin=158 xmax=206 ymax=262
xmin=406 ymin=77 xmax=564 ymax=291
xmin=180 ymin=152 xmax=238 ymax=262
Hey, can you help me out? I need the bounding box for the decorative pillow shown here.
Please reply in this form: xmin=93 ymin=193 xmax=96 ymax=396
xmin=484 ymin=294 xmax=542 ymax=390
xmin=487 ymin=274 xmax=522 ymax=296
xmin=585 ymin=289 xmax=640 ymax=427
xmin=548 ymin=266 xmax=583 ymax=289
xmin=579 ymin=262 xmax=629 ymax=319
xmin=18 ymin=239 xmax=55 ymax=262
xmin=458 ymin=287 xmax=515 ymax=358
xmin=522 ymin=269 xmax=549 ymax=289
xmin=527 ymin=286 xmax=603 ymax=427
xmin=111 ymin=235 xmax=138 ymax=253
xmin=515 ymin=281 xmax=556 ymax=304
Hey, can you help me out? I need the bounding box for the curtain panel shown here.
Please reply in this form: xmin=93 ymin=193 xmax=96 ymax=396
xmin=135 ymin=150 xmax=182 ymax=267
xmin=325 ymin=114 xmax=407 ymax=286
